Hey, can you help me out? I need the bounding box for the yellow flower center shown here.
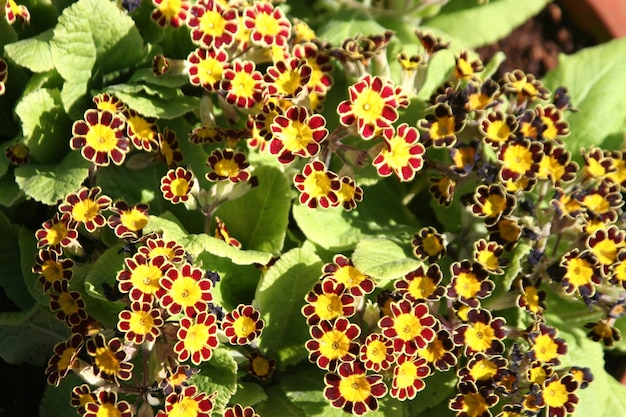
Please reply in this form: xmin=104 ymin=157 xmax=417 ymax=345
xmin=128 ymin=115 xmax=155 ymax=143
xmin=197 ymin=57 xmax=224 ymax=86
xmin=72 ymin=199 xmax=100 ymax=223
xmin=168 ymin=397 xmax=201 ymax=417
xmin=417 ymin=337 xmax=444 ymax=363
xmin=275 ymin=69 xmax=304 ymax=96
xmin=312 ymin=293 xmax=343 ymax=321
xmin=462 ymin=392 xmax=490 ymax=417
xmin=47 ymin=222 xmax=69 ymax=246
xmin=128 ymin=310 xmax=155 ymax=336
xmin=158 ymin=0 xmax=183 ymax=19
xmin=214 ymin=158 xmax=241 ymax=178
xmin=230 ymin=71 xmax=257 ymax=99
xmin=170 ymin=178 xmax=191 ymax=197
xmin=85 ymin=124 xmax=118 ymax=152
xmin=522 ymin=286 xmax=542 ymax=313
xmin=149 ymin=246 xmax=176 ymax=261
xmin=41 ymin=260 xmax=64 ymax=283
xmin=395 ymin=360 xmax=419 ymax=389
xmin=255 ymin=12 xmax=281 ymax=37
xmin=302 ymin=171 xmax=332 ymax=198
xmin=251 ymin=356 xmax=271 ymax=376
xmin=352 ymin=87 xmax=387 ymax=126
xmin=477 ymin=250 xmax=499 ymax=272
xmin=171 ymin=277 xmax=203 ymax=308
xmin=564 ymin=257 xmax=594 ymax=287
xmin=184 ymin=323 xmax=211 ymax=353
xmin=591 ymin=238 xmax=619 ymax=265
xmin=94 ymin=347 xmax=120 ymax=375
xmin=407 ymin=277 xmax=437 ymax=299
xmin=533 ymin=334 xmax=559 ymax=362
xmin=483 ymin=194 xmax=506 ymax=217
xmin=199 ymin=10 xmax=227 ymax=36
xmin=381 ymin=134 xmax=412 ymax=170
xmin=543 ymin=380 xmax=570 ymax=408
xmin=365 ymin=340 xmax=388 ymax=364
xmin=503 ymin=144 xmax=533 ymax=175
xmin=538 ymin=154 xmax=565 ymax=181
xmin=233 ymin=316 xmax=256 ymax=339
xmin=431 ymin=116 xmax=455 ymax=139
xmin=455 ymin=272 xmax=481 ymax=299
xmin=333 ymin=265 xmax=367 ymax=289
xmin=57 ymin=347 xmax=77 ymax=371
xmin=393 ymin=313 xmax=423 ymax=342
xmin=422 ymin=233 xmax=443 ymax=257
xmin=120 ymin=209 xmax=148 ymax=232
xmin=469 ymin=358 xmax=498 ymax=381
xmin=465 ymin=322 xmax=495 ymax=352
xmin=485 ymin=119 xmax=511 ymax=143
xmin=318 ymin=329 xmax=351 ymax=359
xmin=130 ymin=264 xmax=163 ymax=294
xmin=338 ymin=373 xmax=372 ymax=403
xmin=281 ymin=120 xmax=315 ymax=152
xmin=58 ymin=292 xmax=79 ymax=315
xmin=96 ymin=403 xmax=122 ymax=417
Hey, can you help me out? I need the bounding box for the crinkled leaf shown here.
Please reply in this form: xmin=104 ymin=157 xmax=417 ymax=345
xmin=0 ymin=211 xmax=34 ymax=310
xmin=82 ymin=245 xmax=127 ymax=329
xmin=424 ymin=0 xmax=551 ymax=48
xmin=96 ymin=164 xmax=165 ymax=208
xmin=352 ymin=238 xmax=422 ymax=285
xmin=316 ymin=8 xmax=387 ymax=46
xmin=215 ymin=165 xmax=291 ymax=254
xmin=293 ymin=181 xmax=418 ymax=251
xmin=229 ymin=382 xmax=268 ymax=407
xmin=14 ymin=88 xmax=71 ymax=162
xmin=0 ymin=306 xmax=69 ymax=366
xmin=129 ymin=67 xmax=189 ymax=88
xmin=105 ymin=90 xmax=200 ymax=119
xmin=255 ymin=385 xmax=306 ymax=417
xmin=256 ymin=248 xmax=323 ymax=367
xmin=14 ymin=151 xmax=91 ymax=205
xmin=4 ymin=29 xmax=54 ymax=73
xmin=542 ymin=37 xmax=626 ymax=160
xmin=191 ymin=347 xmax=238 ymax=415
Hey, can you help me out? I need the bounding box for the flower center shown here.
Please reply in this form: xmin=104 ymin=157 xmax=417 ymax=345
xmin=85 ymin=124 xmax=118 ymax=152
xmin=72 ymin=199 xmax=100 ymax=223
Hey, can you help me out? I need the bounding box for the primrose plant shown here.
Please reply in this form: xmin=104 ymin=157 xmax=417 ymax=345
xmin=3 ymin=0 xmax=626 ymax=416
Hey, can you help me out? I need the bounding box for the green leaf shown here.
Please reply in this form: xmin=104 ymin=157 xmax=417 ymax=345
xmin=0 ymin=211 xmax=34 ymax=310
xmin=83 ymin=245 xmax=127 ymax=328
xmin=19 ymin=226 xmax=49 ymax=307
xmin=97 ymin=163 xmax=165 ymax=207
xmin=4 ymin=29 xmax=54 ymax=73
xmin=542 ymin=37 xmax=626 ymax=160
xmin=40 ymin=372 xmax=84 ymax=417
xmin=105 ymin=90 xmax=200 ymax=119
xmin=191 ymin=347 xmax=238 ymax=415
xmin=0 ymin=173 xmax=24 ymax=207
xmin=424 ymin=0 xmax=551 ymax=48
xmin=129 ymin=67 xmax=190 ymax=88
xmin=229 ymin=382 xmax=268 ymax=407
xmin=14 ymin=88 xmax=72 ymax=162
xmin=50 ymin=0 xmax=145 ymax=113
xmin=256 ymin=248 xmax=323 ymax=367
xmin=293 ymin=181 xmax=418 ymax=251
xmin=352 ymin=238 xmax=422 ymax=285
xmin=0 ymin=306 xmax=68 ymax=366
xmin=255 ymin=385 xmax=306 ymax=417
xmin=14 ymin=150 xmax=91 ymax=205
xmin=215 ymin=165 xmax=291 ymax=254
xmin=408 ymin=369 xmax=457 ymax=415
xmin=184 ymin=234 xmax=274 ymax=266
xmin=316 ymin=8 xmax=387 ymax=46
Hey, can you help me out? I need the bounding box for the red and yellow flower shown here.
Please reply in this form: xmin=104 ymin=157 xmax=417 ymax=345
xmin=302 ymin=279 xmax=356 ymax=325
xmin=187 ymin=1 xmax=238 ymax=49
xmin=243 ymin=2 xmax=292 ymax=49
xmin=70 ymin=109 xmax=129 ymax=166
xmin=187 ymin=47 xmax=230 ymax=92
xmin=58 ymin=186 xmax=111 ymax=232
xmin=542 ymin=374 xmax=579 ymax=417
xmin=222 ymin=304 xmax=265 ymax=345
xmin=306 ymin=317 xmax=360 ymax=371
xmin=453 ymin=308 xmax=507 ymax=356
xmin=83 ymin=390 xmax=133 ymax=417
xmin=138 ymin=236 xmax=186 ymax=264
xmin=220 ymin=59 xmax=264 ymax=108
xmin=49 ymin=280 xmax=89 ymax=327
xmin=247 ymin=351 xmax=276 ymax=381
xmin=395 ymin=264 xmax=445 ymax=302
xmin=124 ymin=108 xmax=159 ymax=152
xmin=160 ymin=263 xmax=213 ymax=317
xmin=206 ymin=148 xmax=251 ymax=182
xmin=161 ymin=167 xmax=195 ymax=204
xmin=4 ymin=0 xmax=30 ymax=25
xmin=390 ymin=354 xmax=431 ymax=400
xmin=108 ymin=201 xmax=150 ymax=239
xmin=32 ymin=248 xmax=74 ymax=292
xmin=269 ymin=105 xmax=328 ymax=164
xmin=86 ymin=333 xmax=134 ymax=384
xmin=559 ymin=248 xmax=602 ymax=297
xmin=4 ymin=143 xmax=29 ymax=165
xmin=174 ymin=312 xmax=220 ymax=365
xmin=379 ymin=299 xmax=437 ymax=356
xmin=322 ymin=254 xmax=375 ymax=296
xmin=372 ymin=123 xmax=426 ymax=181
xmin=498 ymin=138 xmax=543 ymax=182
xmin=449 ymin=381 xmax=499 ymax=417
xmin=447 ymin=260 xmax=494 ymax=308
xmin=323 ymin=361 xmax=387 ymax=416
xmin=224 ymin=404 xmax=260 ymax=417
xmin=293 ymin=160 xmax=341 ymax=209
xmin=117 ymin=301 xmax=164 ymax=344
xmin=151 ymin=0 xmax=190 ymax=27
xmin=527 ymin=323 xmax=567 ymax=365
xmin=359 ymin=333 xmax=394 ymax=372
xmin=156 ymin=386 xmax=217 ymax=417
xmin=418 ymin=103 xmax=465 ymax=148
xmin=412 ymin=226 xmax=447 ymax=262
xmin=117 ymin=253 xmax=173 ymax=303
xmin=45 ymin=333 xmax=84 ymax=386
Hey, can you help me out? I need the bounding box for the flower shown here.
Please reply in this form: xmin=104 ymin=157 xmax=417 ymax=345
xmin=479 ymin=111 xmax=517 ymax=148
xmin=157 ymin=127 xmax=185 ymax=168
xmin=542 ymin=374 xmax=579 ymax=417
xmin=269 ymin=105 xmax=327 ymax=164
xmin=187 ymin=47 xmax=229 ymax=92
xmin=417 ymin=328 xmax=458 ymax=372
xmin=222 ymin=304 xmax=265 ymax=345
xmin=558 ymin=248 xmax=602 ymax=297
xmin=117 ymin=301 xmax=164 ymax=344
xmin=390 ymin=354 xmax=431 ymax=400
xmin=487 ymin=217 xmax=522 ymax=251
xmin=465 ymin=79 xmax=500 ymax=111
xmin=84 ymin=390 xmax=133 ymax=417
xmin=156 ymin=386 xmax=217 ymax=417
xmin=473 ymin=239 xmax=506 ymax=275
xmin=359 ymin=333 xmax=394 ymax=372
xmin=302 ymin=279 xmax=356 ymax=325
xmin=379 ymin=299 xmax=437 ymax=355
xmin=160 ymin=263 xmax=213 ymax=317
xmin=470 ymin=184 xmax=516 ymax=226
xmin=58 ymin=186 xmax=111 ymax=232
xmin=412 ymin=226 xmax=447 ymax=262
xmin=453 ymin=309 xmax=507 ymax=356
xmin=243 ymin=2 xmax=292 ymax=49
xmin=220 ymin=59 xmax=264 ymax=108
xmin=69 ymin=384 xmax=96 ymax=414
xmin=418 ymin=103 xmax=465 ymax=148
xmin=187 ymin=1 xmax=238 ymax=49
xmin=0 ymin=58 xmax=7 ymax=95
xmin=151 ymin=0 xmax=190 ymax=27
xmin=501 ymin=69 xmax=550 ymax=103
xmin=449 ymin=381 xmax=499 ymax=417
xmin=117 ymin=253 xmax=173 ymax=303
xmin=264 ymin=57 xmax=312 ymax=99
xmin=338 ymin=74 xmax=399 ymax=140
xmin=454 ymin=50 xmax=483 ymax=80
xmin=107 ymin=201 xmax=150 ymax=240
xmin=159 ymin=364 xmax=199 ymax=395
xmin=45 ymin=333 xmax=84 ymax=386
xmin=536 ymin=142 xmax=578 ymax=185
xmin=161 ymin=167 xmax=195 ymax=204
xmin=372 ymin=123 xmax=426 ymax=181
xmin=70 ymin=109 xmax=129 ymax=166
xmin=138 ymin=237 xmax=186 ymax=264
xmin=206 ymin=148 xmax=251 ymax=182
xmin=429 ymin=175 xmax=456 ymax=207
xmin=293 ymin=160 xmax=341 ymax=209
xmin=247 ymin=351 xmax=276 ymax=381
xmin=527 ymin=323 xmax=567 ymax=365
xmin=587 ymin=225 xmax=625 ymax=275
xmin=32 ymin=248 xmax=74 ymax=292
xmin=395 ymin=264 xmax=445 ymax=302
xmin=516 ymin=277 xmax=547 ymax=315
xmin=447 ymin=260 xmax=494 ymax=308
xmin=322 ymin=254 xmax=375 ymax=296
xmin=86 ymin=333 xmax=134 ymax=384
xmin=124 ymin=108 xmax=159 ymax=152
xmin=4 ymin=0 xmax=30 ymax=25
xmin=450 ymin=142 xmax=480 ymax=175
xmin=35 ymin=213 xmax=79 ymax=250
xmin=174 ymin=312 xmax=220 ymax=365
xmin=306 ymin=317 xmax=360 ymax=371
xmin=336 ymin=176 xmax=364 ymax=211
xmin=584 ymin=319 xmax=622 ymax=347
xmin=323 ymin=361 xmax=387 ymax=416
xmin=458 ymin=353 xmax=508 ymax=385
xmin=498 ymin=138 xmax=543 ymax=182
xmin=5 ymin=143 xmax=29 ymax=165
xmin=48 ymin=280 xmax=89 ymax=327
xmin=224 ymin=404 xmax=260 ymax=417
xmin=535 ymin=104 xmax=569 ymax=140
xmin=292 ymin=42 xmax=334 ymax=96
xmin=93 ymin=93 xmax=125 ymax=113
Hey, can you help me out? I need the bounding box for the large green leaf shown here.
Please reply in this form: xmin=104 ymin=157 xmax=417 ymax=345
xmin=255 ymin=248 xmax=323 ymax=367
xmin=424 ymin=0 xmax=551 ymax=48
xmin=105 ymin=89 xmax=200 ymax=119
xmin=191 ymin=347 xmax=238 ymax=415
xmin=215 ymin=165 xmax=291 ymax=254
xmin=0 ymin=306 xmax=69 ymax=366
xmin=14 ymin=88 xmax=72 ymax=163
xmin=542 ymin=37 xmax=626 ymax=159
xmin=40 ymin=372 xmax=83 ymax=417
xmin=14 ymin=150 xmax=91 ymax=205
xmin=4 ymin=28 xmax=54 ymax=73
xmin=352 ymin=237 xmax=422 ymax=285
xmin=316 ymin=8 xmax=387 ymax=46
xmin=19 ymin=226 xmax=49 ymax=307
xmin=0 ymin=211 xmax=34 ymax=310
